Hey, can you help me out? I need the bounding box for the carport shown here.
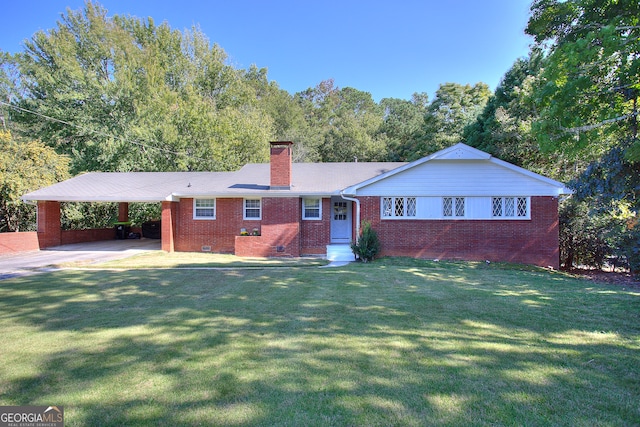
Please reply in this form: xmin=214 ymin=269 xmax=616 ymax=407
xmin=21 ymin=172 xmax=194 ymax=253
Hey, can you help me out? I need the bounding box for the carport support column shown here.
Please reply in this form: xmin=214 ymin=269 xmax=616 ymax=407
xmin=118 ymin=202 xmax=129 ymax=222
xmin=161 ymin=201 xmax=178 ymax=253
xmin=36 ymin=201 xmax=62 ymax=249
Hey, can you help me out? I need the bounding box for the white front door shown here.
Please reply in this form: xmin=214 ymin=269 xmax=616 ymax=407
xmin=330 ymin=197 xmax=352 ymax=243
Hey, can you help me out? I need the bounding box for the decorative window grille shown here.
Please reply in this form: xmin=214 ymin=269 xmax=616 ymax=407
xmin=516 ymin=197 xmax=528 ymax=217
xmin=244 ymin=199 xmax=261 ymax=219
xmin=455 ymin=197 xmax=465 ymax=217
xmin=492 ymin=197 xmax=502 ymax=217
xmin=394 ymin=198 xmax=405 ymax=217
xmin=505 ymin=197 xmax=515 ymax=216
xmin=303 ymin=198 xmax=321 ymax=219
xmin=383 ymin=197 xmax=393 ymax=217
xmin=406 ymin=197 xmax=417 ymax=217
xmin=194 ymin=198 xmax=215 ymax=219
xmin=443 ymin=197 xmax=465 ymax=217
xmin=382 ymin=197 xmax=417 ymax=218
xmin=443 ymin=197 xmax=453 ymax=217
xmin=492 ymin=197 xmax=528 ymax=218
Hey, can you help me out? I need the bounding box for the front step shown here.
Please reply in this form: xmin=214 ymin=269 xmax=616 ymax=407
xmin=326 ymin=244 xmax=354 ymax=262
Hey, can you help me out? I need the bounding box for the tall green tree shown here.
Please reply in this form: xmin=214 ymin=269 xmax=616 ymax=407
xmin=0 ymin=130 xmax=69 ymax=231
xmin=378 ymin=93 xmax=429 ymax=161
xmin=319 ymin=87 xmax=387 ymax=162
xmin=463 ymin=51 xmax=579 ymax=180
xmin=526 ymin=0 xmax=640 ymax=271
xmin=15 ymin=1 xmax=272 ymax=174
xmin=411 ymin=82 xmax=491 ymax=159
xmin=295 ymin=80 xmax=387 ymax=162
xmin=526 ymin=0 xmax=640 ymax=160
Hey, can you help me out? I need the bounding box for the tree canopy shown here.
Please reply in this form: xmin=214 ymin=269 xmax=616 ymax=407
xmin=15 ymin=2 xmax=272 ymax=173
xmin=0 ymin=130 xmax=69 ymax=231
xmin=525 ymin=0 xmax=640 ymax=160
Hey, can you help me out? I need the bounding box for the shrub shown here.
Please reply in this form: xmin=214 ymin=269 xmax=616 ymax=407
xmin=350 ymin=221 xmax=380 ymax=262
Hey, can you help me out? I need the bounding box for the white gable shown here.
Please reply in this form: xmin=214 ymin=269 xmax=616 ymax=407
xmin=429 ymin=143 xmax=491 ymax=160
xmin=343 ymin=143 xmax=571 ymax=197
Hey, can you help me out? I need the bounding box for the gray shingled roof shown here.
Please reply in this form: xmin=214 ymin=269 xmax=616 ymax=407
xmin=22 ymin=162 xmax=407 ymax=203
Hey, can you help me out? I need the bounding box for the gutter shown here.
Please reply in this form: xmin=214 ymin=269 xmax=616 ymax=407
xmin=340 ymin=191 xmax=360 ymax=240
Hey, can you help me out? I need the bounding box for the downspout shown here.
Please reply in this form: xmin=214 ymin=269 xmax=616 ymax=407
xmin=340 ymin=191 xmax=360 ymax=240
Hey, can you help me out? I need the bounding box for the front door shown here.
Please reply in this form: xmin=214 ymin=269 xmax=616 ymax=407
xmin=330 ymin=197 xmax=352 ymax=243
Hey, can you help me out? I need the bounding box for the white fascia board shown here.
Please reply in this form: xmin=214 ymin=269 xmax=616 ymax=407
xmin=172 ymin=191 xmax=335 ymax=199
xmin=22 ymin=196 xmax=171 ymax=203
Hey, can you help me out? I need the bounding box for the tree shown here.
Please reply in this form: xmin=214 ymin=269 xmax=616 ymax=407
xmin=0 ymin=130 xmax=69 ymax=231
xmin=411 ymin=82 xmax=491 ymax=159
xmin=525 ymin=0 xmax=640 ymax=272
xmin=378 ymin=93 xmax=428 ymax=161
xmin=565 ymin=143 xmax=640 ymax=272
xmin=463 ymin=50 xmax=579 ymax=180
xmin=14 ymin=1 xmax=272 ymax=174
xmin=295 ymin=81 xmax=387 ymax=162
xmin=526 ymin=0 xmax=640 ymax=160
xmin=0 ymin=52 xmax=23 ymax=131
xmin=318 ymin=87 xmax=387 ymax=162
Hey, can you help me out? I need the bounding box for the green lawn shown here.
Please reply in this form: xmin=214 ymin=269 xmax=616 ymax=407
xmin=0 ymin=257 xmax=638 ymax=426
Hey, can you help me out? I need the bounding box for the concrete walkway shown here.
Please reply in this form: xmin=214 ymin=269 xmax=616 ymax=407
xmin=0 ymin=239 xmax=161 ymax=280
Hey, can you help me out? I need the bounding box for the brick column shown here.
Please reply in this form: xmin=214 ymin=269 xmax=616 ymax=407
xmin=37 ymin=201 xmax=62 ymax=248
xmin=118 ymin=202 xmax=129 ymax=222
xmin=161 ymin=201 xmax=178 ymax=252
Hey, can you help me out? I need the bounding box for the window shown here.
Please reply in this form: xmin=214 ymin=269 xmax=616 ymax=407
xmin=194 ymin=198 xmax=215 ymax=219
xmin=333 ymin=201 xmax=347 ymax=220
xmin=443 ymin=197 xmax=465 ymax=217
xmin=492 ymin=197 xmax=528 ymax=218
xmin=303 ymin=198 xmax=321 ymax=219
xmin=382 ymin=197 xmax=417 ymax=218
xmin=244 ymin=199 xmax=261 ymax=219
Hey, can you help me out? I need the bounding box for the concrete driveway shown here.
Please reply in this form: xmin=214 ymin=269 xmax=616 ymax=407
xmin=0 ymin=239 xmax=161 ymax=280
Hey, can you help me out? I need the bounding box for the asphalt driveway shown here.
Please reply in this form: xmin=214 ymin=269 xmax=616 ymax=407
xmin=0 ymin=239 xmax=161 ymax=280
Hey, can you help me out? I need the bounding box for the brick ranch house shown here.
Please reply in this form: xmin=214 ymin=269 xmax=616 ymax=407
xmin=22 ymin=141 xmax=572 ymax=268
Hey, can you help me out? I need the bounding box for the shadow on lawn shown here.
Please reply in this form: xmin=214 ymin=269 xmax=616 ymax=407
xmin=1 ymin=265 xmax=638 ymax=425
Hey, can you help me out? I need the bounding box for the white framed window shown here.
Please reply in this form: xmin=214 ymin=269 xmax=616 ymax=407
xmin=244 ymin=199 xmax=261 ymax=220
xmin=303 ymin=198 xmax=322 ymax=220
xmin=443 ymin=197 xmax=465 ymax=217
xmin=382 ymin=197 xmax=417 ymax=218
xmin=492 ymin=197 xmax=529 ymax=218
xmin=194 ymin=198 xmax=215 ymax=219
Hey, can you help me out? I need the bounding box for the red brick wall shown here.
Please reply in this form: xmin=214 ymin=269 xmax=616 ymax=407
xmin=270 ymin=142 xmax=292 ymax=188
xmin=359 ymin=196 xmax=560 ymax=269
xmin=259 ymin=197 xmax=301 ymax=257
xmin=61 ymin=228 xmax=115 ymax=245
xmin=175 ymin=198 xmax=244 ymax=253
xmin=0 ymin=232 xmax=40 ymax=254
xmin=174 ymin=197 xmax=302 ymax=257
xmin=162 ymin=201 xmax=177 ymax=252
xmin=118 ymin=202 xmax=129 ymax=222
xmin=300 ymin=198 xmax=331 ymax=255
xmin=37 ymin=201 xmax=61 ymax=248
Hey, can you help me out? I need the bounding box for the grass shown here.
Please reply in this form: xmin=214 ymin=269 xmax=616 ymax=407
xmin=61 ymin=251 xmax=329 ymax=269
xmin=0 ymin=257 xmax=638 ymax=426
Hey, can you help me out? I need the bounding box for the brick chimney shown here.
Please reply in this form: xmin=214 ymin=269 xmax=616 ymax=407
xmin=270 ymin=141 xmax=293 ymax=190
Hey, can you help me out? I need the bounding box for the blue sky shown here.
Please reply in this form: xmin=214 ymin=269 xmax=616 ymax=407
xmin=0 ymin=0 xmax=534 ymax=102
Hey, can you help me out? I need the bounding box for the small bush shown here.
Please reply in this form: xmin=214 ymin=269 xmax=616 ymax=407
xmin=350 ymin=221 xmax=380 ymax=262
